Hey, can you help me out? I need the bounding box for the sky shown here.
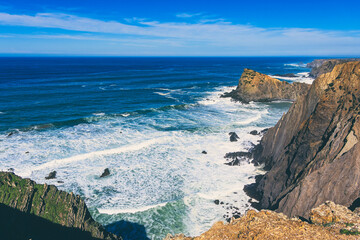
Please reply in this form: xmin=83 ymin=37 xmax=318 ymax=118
xmin=0 ymin=0 xmax=359 ymax=56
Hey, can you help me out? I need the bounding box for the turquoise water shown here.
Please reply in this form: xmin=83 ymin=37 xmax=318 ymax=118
xmin=0 ymin=57 xmax=314 ymax=239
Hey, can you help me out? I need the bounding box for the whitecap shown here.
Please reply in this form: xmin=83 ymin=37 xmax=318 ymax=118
xmin=93 ymin=113 xmax=105 ymax=116
xmin=98 ymin=202 xmax=168 ymax=214
xmin=270 ymin=72 xmax=314 ymax=84
xmin=20 ymin=136 xmax=171 ymax=176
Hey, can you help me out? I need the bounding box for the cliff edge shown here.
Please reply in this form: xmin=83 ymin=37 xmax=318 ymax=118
xmin=0 ymin=172 xmax=121 ymax=240
xmin=253 ymin=61 xmax=360 ymax=219
xmin=307 ymin=58 xmax=360 ymax=78
xmin=222 ymin=68 xmax=310 ymax=103
xmin=165 ymin=201 xmax=360 ymax=240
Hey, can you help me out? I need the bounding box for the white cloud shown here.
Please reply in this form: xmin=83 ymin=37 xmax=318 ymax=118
xmin=0 ymin=12 xmax=359 ymax=55
xmin=176 ymin=12 xmax=202 ymax=18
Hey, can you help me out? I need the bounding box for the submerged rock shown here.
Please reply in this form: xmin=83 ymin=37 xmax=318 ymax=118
xmin=224 ymin=151 xmax=251 ymax=166
xmin=0 ymin=172 xmax=121 ymax=239
xmin=45 ymin=171 xmax=57 ymax=180
xmin=221 ymin=68 xmax=310 ymax=103
xmin=249 ymin=130 xmax=259 ymax=135
xmin=100 ymin=168 xmax=110 ymax=178
xmin=228 ymin=132 xmax=239 ymax=142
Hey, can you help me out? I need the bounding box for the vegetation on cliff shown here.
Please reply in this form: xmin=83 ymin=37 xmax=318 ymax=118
xmin=0 ymin=172 xmax=121 ymax=240
xmin=222 ymin=68 xmax=310 ymax=103
xmin=165 ymin=202 xmax=360 ymax=240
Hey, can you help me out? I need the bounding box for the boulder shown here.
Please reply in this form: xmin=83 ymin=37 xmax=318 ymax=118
xmin=45 ymin=171 xmax=57 ymax=180
xmin=229 ymin=132 xmax=239 ymax=142
xmin=100 ymin=168 xmax=110 ymax=178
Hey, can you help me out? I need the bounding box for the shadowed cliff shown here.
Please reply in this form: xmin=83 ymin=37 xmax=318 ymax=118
xmin=253 ymin=61 xmax=360 ymax=218
xmin=0 ymin=172 xmax=121 ymax=239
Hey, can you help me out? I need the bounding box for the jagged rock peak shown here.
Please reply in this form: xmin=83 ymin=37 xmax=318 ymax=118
xmin=222 ymin=68 xmax=310 ymax=103
xmin=0 ymin=172 xmax=121 ymax=240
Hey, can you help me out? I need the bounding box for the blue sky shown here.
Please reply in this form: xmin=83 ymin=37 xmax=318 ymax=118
xmin=0 ymin=0 xmax=359 ymax=56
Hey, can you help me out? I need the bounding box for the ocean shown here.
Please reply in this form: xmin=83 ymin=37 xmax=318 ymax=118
xmin=0 ymin=57 xmax=315 ymax=240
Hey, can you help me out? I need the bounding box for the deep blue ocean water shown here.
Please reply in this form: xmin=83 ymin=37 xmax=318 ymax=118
xmin=0 ymin=57 xmax=314 ymax=239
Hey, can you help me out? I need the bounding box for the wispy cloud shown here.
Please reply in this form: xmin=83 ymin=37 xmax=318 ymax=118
xmin=176 ymin=12 xmax=202 ymax=18
xmin=0 ymin=12 xmax=359 ymax=55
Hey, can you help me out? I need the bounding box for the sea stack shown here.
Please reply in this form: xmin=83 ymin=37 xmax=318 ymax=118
xmin=252 ymin=61 xmax=360 ymax=218
xmin=222 ymin=69 xmax=310 ymax=103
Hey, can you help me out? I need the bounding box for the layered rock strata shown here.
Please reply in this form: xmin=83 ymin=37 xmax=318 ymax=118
xmin=253 ymin=61 xmax=360 ymax=218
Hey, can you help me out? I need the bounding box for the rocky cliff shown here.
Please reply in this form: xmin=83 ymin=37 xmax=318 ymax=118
xmin=222 ymin=68 xmax=310 ymax=103
xmin=253 ymin=61 xmax=360 ymax=219
xmin=0 ymin=172 xmax=121 ymax=240
xmin=165 ymin=202 xmax=360 ymax=240
xmin=307 ymin=58 xmax=360 ymax=78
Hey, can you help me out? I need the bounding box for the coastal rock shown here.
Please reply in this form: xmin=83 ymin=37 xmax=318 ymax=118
xmin=310 ymin=201 xmax=360 ymax=225
xmin=164 ymin=206 xmax=358 ymax=240
xmin=229 ymin=132 xmax=239 ymax=142
xmin=221 ymin=69 xmax=310 ymax=103
xmin=274 ymin=73 xmax=297 ymax=78
xmin=224 ymin=151 xmax=251 ymax=166
xmin=100 ymin=168 xmax=110 ymax=178
xmin=45 ymin=171 xmax=57 ymax=180
xmin=249 ymin=130 xmax=258 ymax=135
xmin=307 ymin=58 xmax=360 ymax=78
xmin=253 ymin=61 xmax=360 ymax=218
xmin=0 ymin=172 xmax=121 ymax=239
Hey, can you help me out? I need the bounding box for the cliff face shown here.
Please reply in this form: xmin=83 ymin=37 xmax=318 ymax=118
xmin=0 ymin=172 xmax=121 ymax=240
xmin=222 ymin=68 xmax=310 ymax=103
xmin=254 ymin=61 xmax=360 ymax=218
xmin=165 ymin=202 xmax=360 ymax=240
xmin=307 ymin=58 xmax=360 ymax=78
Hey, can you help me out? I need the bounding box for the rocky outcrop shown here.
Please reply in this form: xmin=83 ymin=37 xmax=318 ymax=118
xmin=307 ymin=58 xmax=360 ymax=78
xmin=165 ymin=202 xmax=360 ymax=240
xmin=0 ymin=172 xmax=121 ymax=239
xmin=252 ymin=61 xmax=360 ymax=219
xmin=222 ymin=69 xmax=310 ymax=103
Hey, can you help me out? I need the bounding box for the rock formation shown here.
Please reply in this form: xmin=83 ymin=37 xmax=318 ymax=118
xmin=0 ymin=172 xmax=121 ymax=240
xmin=252 ymin=61 xmax=360 ymax=219
xmin=307 ymin=58 xmax=360 ymax=78
xmin=222 ymin=68 xmax=310 ymax=103
xmin=164 ymin=202 xmax=360 ymax=240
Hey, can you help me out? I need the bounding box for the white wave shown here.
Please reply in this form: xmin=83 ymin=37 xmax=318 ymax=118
xmin=284 ymin=63 xmax=307 ymax=68
xmin=20 ymin=137 xmax=170 ymax=175
xmin=98 ymin=202 xmax=168 ymax=214
xmin=233 ymin=114 xmax=262 ymax=125
xmin=198 ymin=86 xmax=237 ymax=106
xmin=0 ymin=111 xmax=5 ymax=114
xmin=154 ymin=92 xmax=170 ymax=96
xmin=93 ymin=113 xmax=105 ymax=116
xmin=120 ymin=113 xmax=130 ymax=117
xmin=270 ymin=72 xmax=314 ymax=84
